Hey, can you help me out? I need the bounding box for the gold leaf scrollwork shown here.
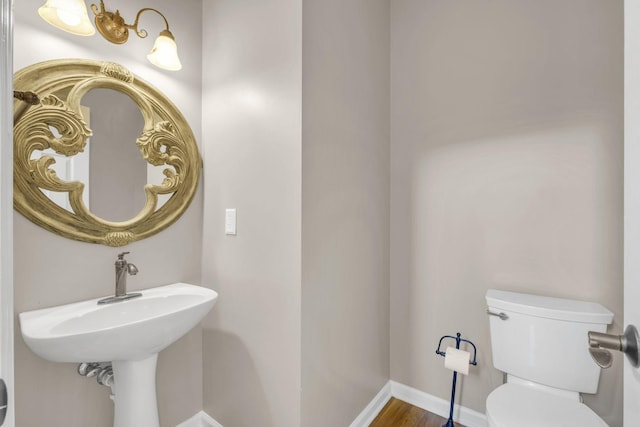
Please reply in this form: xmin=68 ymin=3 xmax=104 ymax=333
xmin=15 ymin=94 xmax=91 ymax=157
xmin=100 ymin=62 xmax=135 ymax=83
xmin=14 ymin=94 xmax=91 ymax=194
xmin=136 ymin=121 xmax=186 ymax=194
xmin=104 ymin=231 xmax=136 ymax=247
xmin=30 ymin=156 xmax=84 ymax=193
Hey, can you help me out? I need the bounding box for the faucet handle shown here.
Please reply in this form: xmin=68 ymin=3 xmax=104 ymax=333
xmin=117 ymin=251 xmax=130 ymax=260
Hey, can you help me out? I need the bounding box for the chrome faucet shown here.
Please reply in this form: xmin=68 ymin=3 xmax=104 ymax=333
xmin=115 ymin=251 xmax=138 ymax=297
xmin=98 ymin=252 xmax=142 ymax=305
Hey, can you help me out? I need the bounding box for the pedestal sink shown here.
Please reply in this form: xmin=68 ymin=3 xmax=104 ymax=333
xmin=19 ymin=282 xmax=218 ymax=427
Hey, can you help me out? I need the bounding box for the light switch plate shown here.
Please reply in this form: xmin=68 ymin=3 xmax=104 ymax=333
xmin=225 ymin=208 xmax=237 ymax=235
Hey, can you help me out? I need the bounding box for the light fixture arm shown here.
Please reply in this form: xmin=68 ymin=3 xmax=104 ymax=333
xmin=126 ymin=7 xmax=171 ymax=39
xmin=90 ymin=1 xmax=174 ymax=44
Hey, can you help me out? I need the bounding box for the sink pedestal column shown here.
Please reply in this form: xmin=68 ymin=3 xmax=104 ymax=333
xmin=112 ymin=354 xmax=159 ymax=427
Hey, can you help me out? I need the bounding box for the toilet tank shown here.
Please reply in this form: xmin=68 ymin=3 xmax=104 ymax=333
xmin=486 ymin=289 xmax=613 ymax=394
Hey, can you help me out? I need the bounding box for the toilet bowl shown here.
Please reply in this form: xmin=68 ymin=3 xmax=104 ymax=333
xmin=486 ymin=383 xmax=607 ymax=427
xmin=485 ymin=290 xmax=613 ymax=427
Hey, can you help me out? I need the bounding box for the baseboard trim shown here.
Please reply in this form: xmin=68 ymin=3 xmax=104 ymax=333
xmin=390 ymin=381 xmax=487 ymax=427
xmin=176 ymin=410 xmax=223 ymax=427
xmin=179 ymin=381 xmax=487 ymax=427
xmin=348 ymin=381 xmax=393 ymax=427
xmin=350 ymin=380 xmax=487 ymax=427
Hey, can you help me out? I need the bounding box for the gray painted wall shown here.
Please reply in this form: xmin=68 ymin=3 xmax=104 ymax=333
xmin=200 ymin=0 xmax=391 ymax=425
xmin=390 ymin=1 xmax=624 ymax=425
xmin=300 ymin=0 xmax=390 ymax=425
xmin=200 ymin=0 xmax=303 ymax=425
xmin=13 ymin=1 xmax=204 ymax=426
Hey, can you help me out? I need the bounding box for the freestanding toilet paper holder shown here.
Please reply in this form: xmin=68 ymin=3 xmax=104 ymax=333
xmin=435 ymin=332 xmax=478 ymax=427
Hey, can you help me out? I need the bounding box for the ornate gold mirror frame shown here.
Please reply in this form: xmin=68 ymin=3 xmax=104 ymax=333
xmin=13 ymin=59 xmax=202 ymax=246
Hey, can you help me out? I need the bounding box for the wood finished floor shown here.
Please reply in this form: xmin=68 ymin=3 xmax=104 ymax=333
xmin=369 ymin=398 xmax=464 ymax=427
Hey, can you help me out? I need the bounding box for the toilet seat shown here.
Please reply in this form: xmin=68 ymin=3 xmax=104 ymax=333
xmin=486 ymin=383 xmax=608 ymax=427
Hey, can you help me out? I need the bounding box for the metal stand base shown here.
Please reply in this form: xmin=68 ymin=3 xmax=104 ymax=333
xmin=442 ymin=370 xmax=458 ymax=427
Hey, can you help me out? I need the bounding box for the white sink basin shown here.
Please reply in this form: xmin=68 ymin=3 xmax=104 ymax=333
xmin=20 ymin=282 xmax=218 ymax=363
xmin=19 ymin=282 xmax=218 ymax=427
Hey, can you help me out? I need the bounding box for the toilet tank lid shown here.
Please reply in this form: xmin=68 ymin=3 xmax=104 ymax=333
xmin=486 ymin=289 xmax=613 ymax=324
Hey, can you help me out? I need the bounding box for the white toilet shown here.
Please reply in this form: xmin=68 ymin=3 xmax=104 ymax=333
xmin=485 ymin=289 xmax=613 ymax=427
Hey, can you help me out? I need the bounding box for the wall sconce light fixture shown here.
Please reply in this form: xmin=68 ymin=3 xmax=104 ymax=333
xmin=38 ymin=0 xmax=182 ymax=71
xmin=38 ymin=0 xmax=96 ymax=36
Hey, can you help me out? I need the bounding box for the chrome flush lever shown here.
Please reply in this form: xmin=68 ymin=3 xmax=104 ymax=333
xmin=588 ymin=324 xmax=640 ymax=369
xmin=486 ymin=309 xmax=509 ymax=320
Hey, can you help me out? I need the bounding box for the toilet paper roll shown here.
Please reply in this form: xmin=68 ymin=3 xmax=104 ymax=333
xmin=444 ymin=346 xmax=470 ymax=375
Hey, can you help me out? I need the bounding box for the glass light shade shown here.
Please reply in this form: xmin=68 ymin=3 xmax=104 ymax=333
xmin=147 ymin=31 xmax=182 ymax=71
xmin=38 ymin=0 xmax=95 ymax=36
